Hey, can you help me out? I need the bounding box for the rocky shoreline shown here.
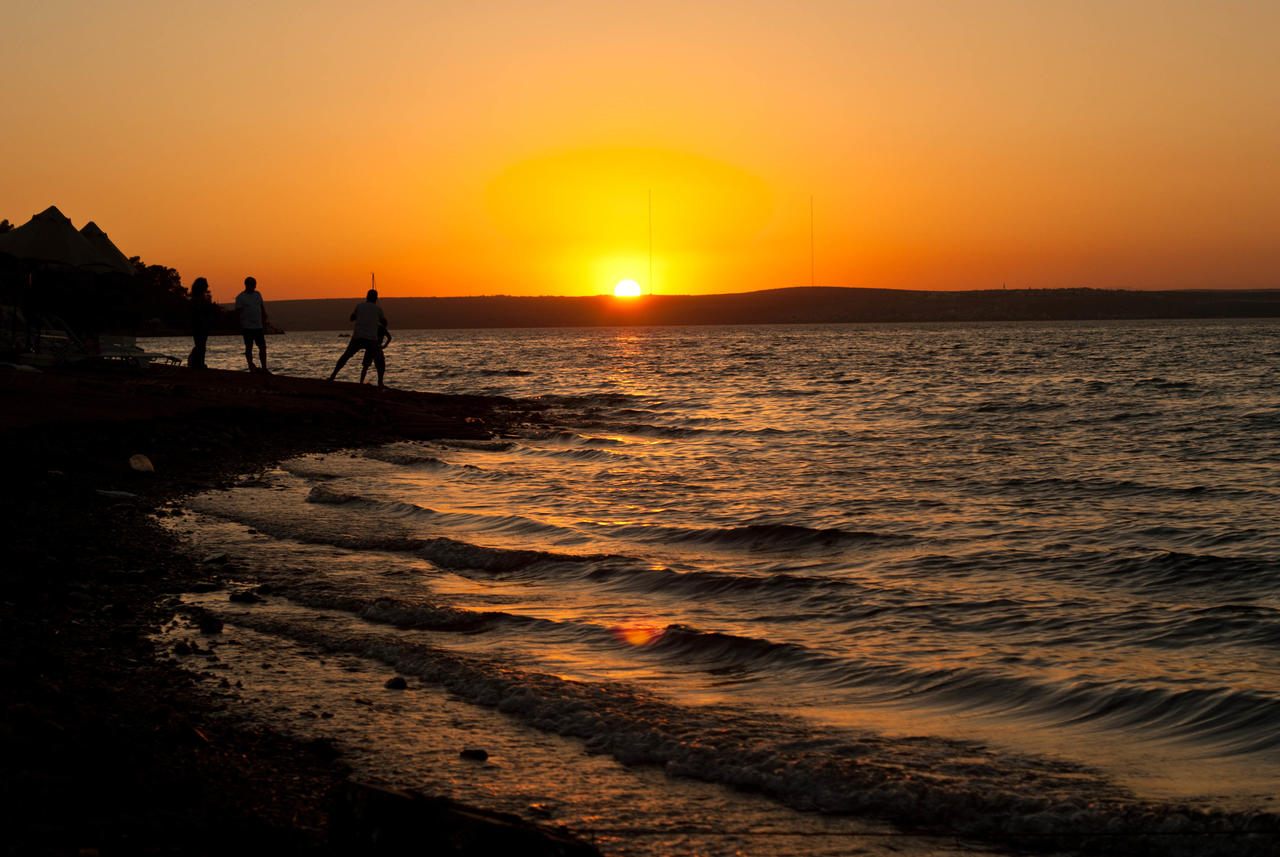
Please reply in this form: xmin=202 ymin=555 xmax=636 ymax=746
xmin=0 ymin=363 xmax=596 ymax=856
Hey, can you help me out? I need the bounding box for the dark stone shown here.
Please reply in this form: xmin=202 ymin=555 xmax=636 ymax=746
xmin=383 ymin=676 xmax=407 ymax=690
xmin=329 ymin=781 xmax=601 ymax=856
xmin=304 ymin=737 xmax=340 ymax=760
xmin=228 ymin=590 xmax=264 ymax=604
xmin=202 ymin=553 xmax=230 ymax=565
xmin=459 ymin=748 xmax=489 ymax=762
xmin=195 ymin=613 xmax=223 ymax=635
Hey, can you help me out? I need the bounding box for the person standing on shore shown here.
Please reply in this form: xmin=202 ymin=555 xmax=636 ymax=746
xmin=235 ymin=276 xmax=270 ymax=374
xmin=328 ymin=289 xmax=387 ymax=387
xmin=187 ymin=277 xmax=216 ymax=369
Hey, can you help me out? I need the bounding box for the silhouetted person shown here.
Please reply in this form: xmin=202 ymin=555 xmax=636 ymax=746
xmin=235 ymin=276 xmax=270 ymax=373
xmin=329 ymin=289 xmax=387 ymax=387
xmin=188 ymin=277 xmax=216 ymax=369
xmin=359 ymin=321 xmax=392 ymax=385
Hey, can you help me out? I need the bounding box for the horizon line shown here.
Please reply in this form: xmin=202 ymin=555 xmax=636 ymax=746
xmin=262 ymin=284 xmax=1280 ymax=301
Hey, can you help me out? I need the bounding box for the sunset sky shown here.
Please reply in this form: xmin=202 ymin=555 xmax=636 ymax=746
xmin=5 ymin=0 xmax=1278 ymax=299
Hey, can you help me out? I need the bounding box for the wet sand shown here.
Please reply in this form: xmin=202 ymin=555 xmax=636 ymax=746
xmin=0 ymin=362 xmax=594 ymax=855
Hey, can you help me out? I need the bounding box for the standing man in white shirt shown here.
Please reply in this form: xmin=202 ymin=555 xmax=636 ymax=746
xmin=328 ymin=288 xmax=388 ymax=387
xmin=234 ymin=276 xmax=270 ymax=374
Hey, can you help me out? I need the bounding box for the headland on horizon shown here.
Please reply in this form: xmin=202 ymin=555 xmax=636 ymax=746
xmin=263 ymin=286 xmax=1280 ymax=331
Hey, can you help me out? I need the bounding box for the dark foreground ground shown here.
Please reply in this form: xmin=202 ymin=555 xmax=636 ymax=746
xmin=0 ymin=363 xmax=597 ymax=856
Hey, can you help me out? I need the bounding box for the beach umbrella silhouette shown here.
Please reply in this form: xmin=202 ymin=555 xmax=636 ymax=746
xmin=0 ymin=206 xmax=132 ymax=274
xmin=79 ymin=222 xmax=137 ymax=276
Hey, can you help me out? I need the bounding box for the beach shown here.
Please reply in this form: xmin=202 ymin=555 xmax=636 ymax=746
xmin=0 ymin=362 xmax=596 ymax=855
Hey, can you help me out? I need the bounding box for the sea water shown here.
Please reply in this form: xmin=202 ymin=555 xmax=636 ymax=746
xmin=144 ymin=321 xmax=1280 ymax=856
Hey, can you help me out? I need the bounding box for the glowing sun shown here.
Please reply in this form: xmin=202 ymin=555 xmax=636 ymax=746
xmin=614 ymin=279 xmax=642 ymax=297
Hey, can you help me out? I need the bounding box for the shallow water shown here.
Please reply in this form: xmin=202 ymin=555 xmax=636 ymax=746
xmin=148 ymin=321 xmax=1280 ymax=855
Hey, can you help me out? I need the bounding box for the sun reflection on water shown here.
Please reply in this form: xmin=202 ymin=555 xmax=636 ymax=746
xmin=611 ymin=623 xmax=667 ymax=647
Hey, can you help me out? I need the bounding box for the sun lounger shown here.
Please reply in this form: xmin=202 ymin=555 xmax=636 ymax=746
xmin=96 ymin=334 xmax=181 ymax=369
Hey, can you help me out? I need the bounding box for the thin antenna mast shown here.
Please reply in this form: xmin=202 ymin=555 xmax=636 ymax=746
xmin=809 ymin=195 xmax=815 ymax=288
xmin=648 ymin=189 xmax=654 ymax=296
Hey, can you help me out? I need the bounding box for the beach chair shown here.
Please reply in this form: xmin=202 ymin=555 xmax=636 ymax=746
xmin=96 ymin=334 xmax=182 ymax=370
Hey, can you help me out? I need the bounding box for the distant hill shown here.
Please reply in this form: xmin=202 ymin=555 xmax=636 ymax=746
xmin=265 ymin=287 xmax=1280 ymax=332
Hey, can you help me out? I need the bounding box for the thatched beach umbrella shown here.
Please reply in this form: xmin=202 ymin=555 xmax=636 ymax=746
xmin=79 ymin=222 xmax=137 ymax=276
xmin=0 ymin=204 xmax=137 ymax=278
xmin=0 ymin=206 xmax=142 ymax=337
xmin=0 ymin=205 xmax=129 ymax=273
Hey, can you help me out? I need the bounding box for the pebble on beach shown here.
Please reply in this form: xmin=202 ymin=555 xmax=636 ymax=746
xmin=195 ymin=613 xmax=224 ymax=635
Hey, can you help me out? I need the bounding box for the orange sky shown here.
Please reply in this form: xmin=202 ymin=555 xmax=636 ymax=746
xmin=4 ymin=1 xmax=1278 ymax=299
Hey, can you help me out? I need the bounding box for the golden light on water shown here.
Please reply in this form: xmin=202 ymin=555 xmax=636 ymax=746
xmin=614 ymin=279 xmax=642 ymax=297
xmin=612 ymin=623 xmax=666 ymax=647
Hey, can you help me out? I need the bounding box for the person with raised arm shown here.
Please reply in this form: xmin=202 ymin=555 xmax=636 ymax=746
xmin=328 ymin=288 xmax=388 ymax=388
